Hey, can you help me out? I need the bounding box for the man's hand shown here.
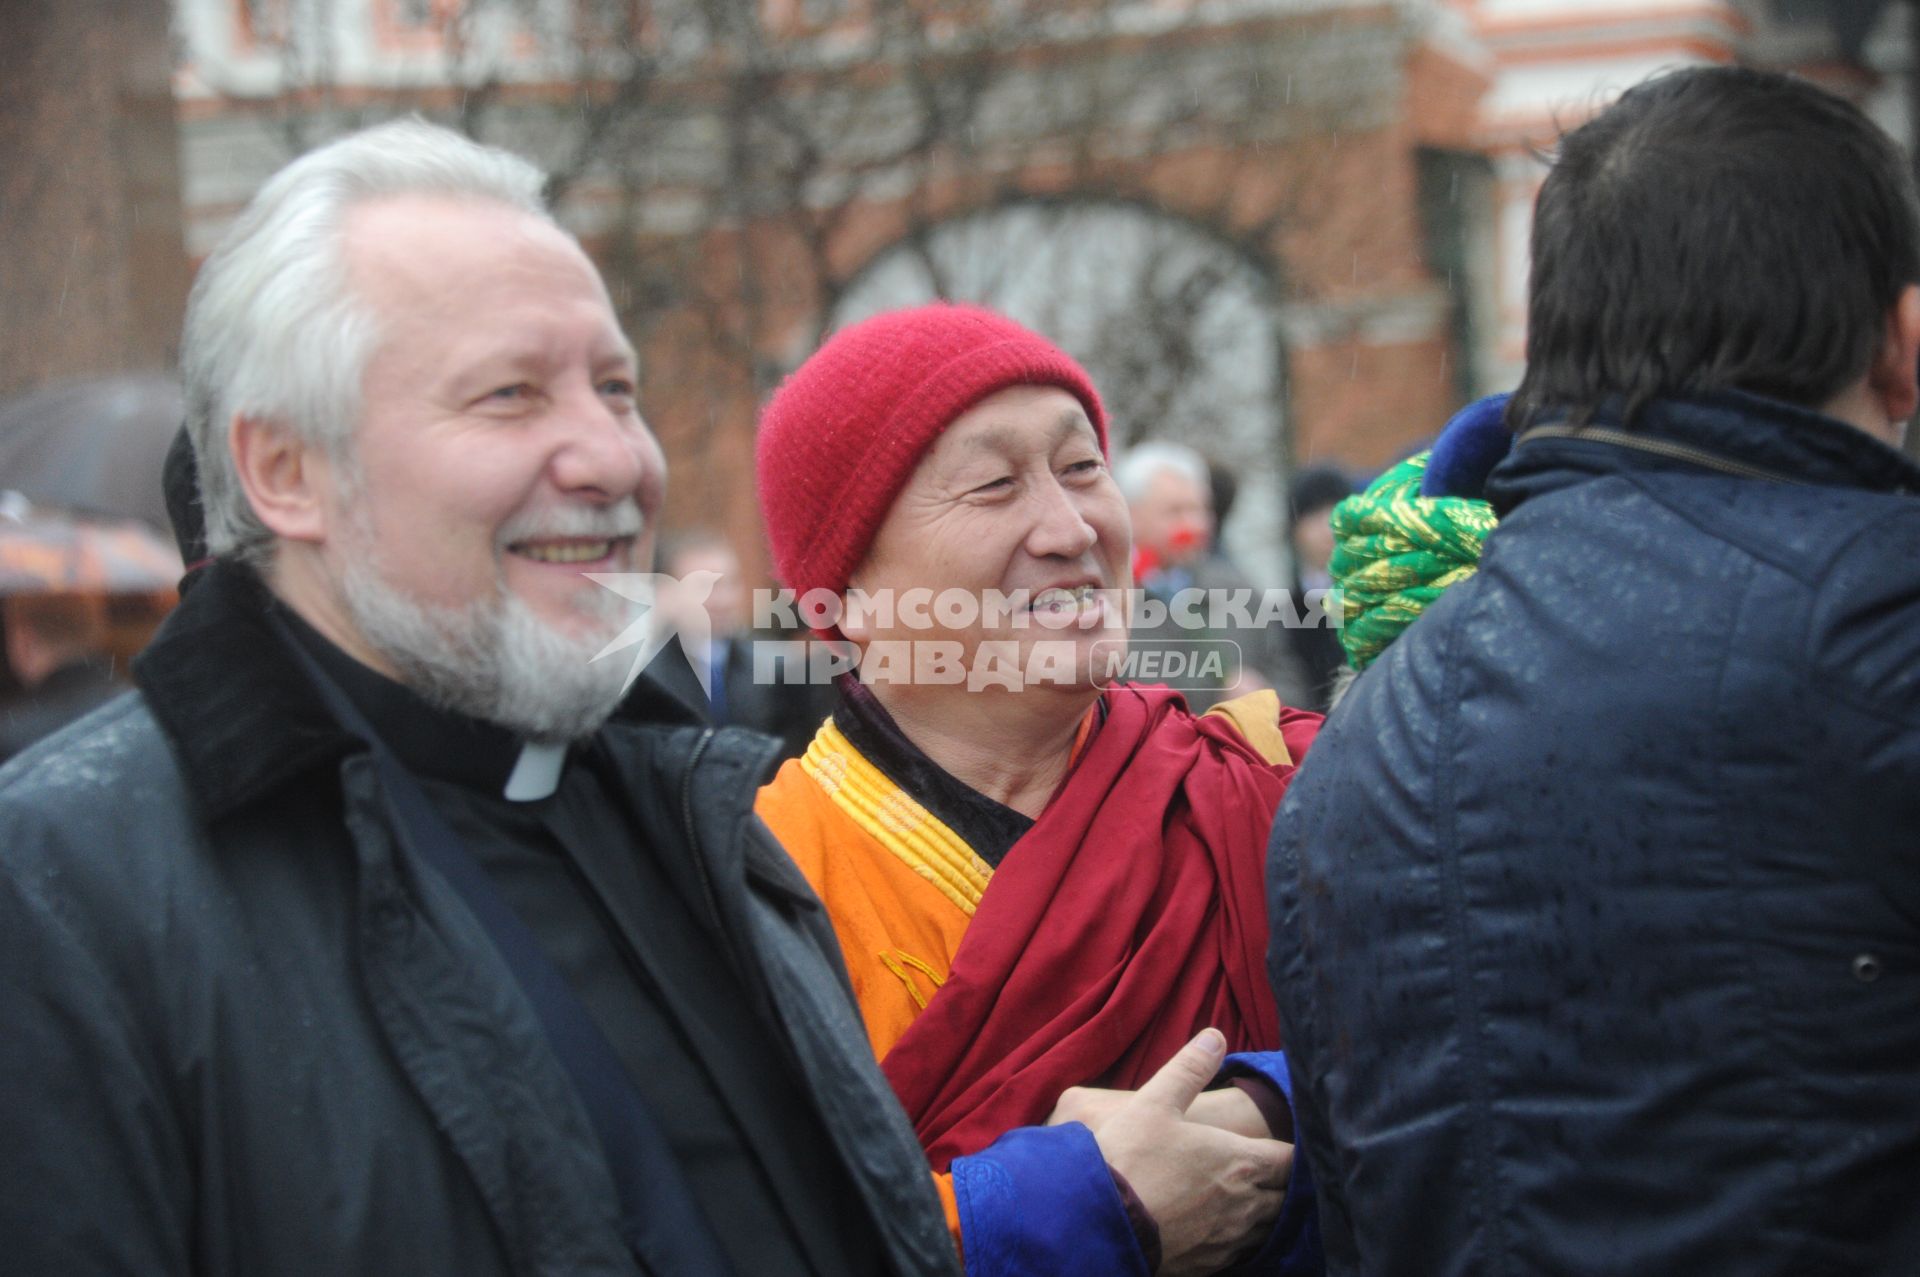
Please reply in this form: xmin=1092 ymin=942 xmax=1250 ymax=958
xmin=1061 ymin=1029 xmax=1293 ymax=1276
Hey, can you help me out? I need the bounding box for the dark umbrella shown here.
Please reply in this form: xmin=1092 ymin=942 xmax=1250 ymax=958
xmin=0 ymin=373 xmax=183 ymax=532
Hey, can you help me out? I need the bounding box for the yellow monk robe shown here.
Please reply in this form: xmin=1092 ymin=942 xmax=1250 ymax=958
xmin=753 ymin=688 xmax=1302 ymax=1246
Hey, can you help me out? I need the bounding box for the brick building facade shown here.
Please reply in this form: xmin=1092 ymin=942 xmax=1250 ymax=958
xmin=1 ymin=0 xmax=191 ymax=401
xmin=5 ymin=0 xmax=1911 ymax=576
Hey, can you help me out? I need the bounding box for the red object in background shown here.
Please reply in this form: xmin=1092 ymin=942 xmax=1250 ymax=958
xmin=1168 ymin=522 xmax=1207 ymax=557
xmin=1134 ymin=523 xmax=1208 ymax=583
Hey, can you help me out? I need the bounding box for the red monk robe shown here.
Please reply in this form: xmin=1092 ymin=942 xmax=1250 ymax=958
xmin=754 ymin=682 xmax=1320 ymax=1245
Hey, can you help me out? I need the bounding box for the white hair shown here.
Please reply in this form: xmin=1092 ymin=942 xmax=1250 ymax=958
xmin=179 ymin=117 xmax=551 ymax=563
xmin=1113 ymin=441 xmax=1211 ymax=504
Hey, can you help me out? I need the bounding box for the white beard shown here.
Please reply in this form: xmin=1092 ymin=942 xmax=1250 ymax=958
xmin=340 ymin=545 xmax=639 ymax=744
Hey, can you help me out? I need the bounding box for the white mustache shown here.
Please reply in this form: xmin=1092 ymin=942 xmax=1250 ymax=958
xmin=497 ymin=500 xmax=645 ymax=547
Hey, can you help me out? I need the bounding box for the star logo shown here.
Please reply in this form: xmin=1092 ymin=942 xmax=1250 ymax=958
xmin=585 ymin=570 xmax=724 ymax=698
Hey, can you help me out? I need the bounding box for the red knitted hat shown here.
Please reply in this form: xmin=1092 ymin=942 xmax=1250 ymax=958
xmin=757 ymin=303 xmax=1108 ymax=605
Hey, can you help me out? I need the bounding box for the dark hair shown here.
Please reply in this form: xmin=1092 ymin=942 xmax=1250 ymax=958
xmin=1208 ymin=458 xmax=1239 ymax=526
xmin=1509 ymin=65 xmax=1920 ymax=430
xmin=1288 ymin=464 xmax=1354 ymax=527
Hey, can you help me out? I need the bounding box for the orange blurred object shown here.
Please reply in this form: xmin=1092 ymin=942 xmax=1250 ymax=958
xmin=0 ymin=497 xmax=181 ymax=597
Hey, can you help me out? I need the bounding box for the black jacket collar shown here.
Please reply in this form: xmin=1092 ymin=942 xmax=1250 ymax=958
xmin=1488 ymin=390 xmax=1920 ymax=518
xmin=276 ymin=605 xmax=524 ymax=792
xmin=133 ymin=561 xmax=701 ymax=823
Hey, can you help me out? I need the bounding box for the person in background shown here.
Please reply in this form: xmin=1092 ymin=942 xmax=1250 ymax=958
xmin=1280 ymin=467 xmax=1353 ymax=712
xmin=755 ymin=302 xmax=1324 ymax=1277
xmin=1207 ymin=458 xmax=1241 ymax=553
xmin=0 ymin=592 xmax=122 ymax=762
xmin=652 ymin=528 xmax=836 ymax=760
xmin=1119 ymin=442 xmax=1216 ymax=596
xmin=1116 ymin=443 xmax=1309 ymax=707
xmin=1270 ymin=66 xmax=1920 ymax=1275
xmin=0 ymin=118 xmax=954 ymax=1276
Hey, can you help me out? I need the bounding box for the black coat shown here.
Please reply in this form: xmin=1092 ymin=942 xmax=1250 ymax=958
xmin=0 ymin=563 xmax=956 ymax=1276
xmin=1269 ymin=392 xmax=1920 ymax=1276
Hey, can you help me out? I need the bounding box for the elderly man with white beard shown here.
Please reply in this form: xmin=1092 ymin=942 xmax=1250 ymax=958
xmin=0 ymin=120 xmax=955 ymax=1277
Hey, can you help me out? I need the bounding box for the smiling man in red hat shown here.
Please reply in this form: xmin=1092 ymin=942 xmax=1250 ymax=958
xmin=755 ymin=302 xmax=1324 ymax=1277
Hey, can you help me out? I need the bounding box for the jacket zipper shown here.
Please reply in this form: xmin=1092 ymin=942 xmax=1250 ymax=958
xmin=1520 ymin=424 xmax=1813 ymax=487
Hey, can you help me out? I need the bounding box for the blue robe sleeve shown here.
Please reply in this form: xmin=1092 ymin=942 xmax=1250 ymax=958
xmin=951 ymin=1122 xmax=1149 ymax=1277
xmin=1218 ymin=1050 xmax=1324 ymax=1277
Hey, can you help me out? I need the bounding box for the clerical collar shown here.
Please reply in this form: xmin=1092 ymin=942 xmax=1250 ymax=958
xmin=277 ymin=605 xmax=563 ymax=799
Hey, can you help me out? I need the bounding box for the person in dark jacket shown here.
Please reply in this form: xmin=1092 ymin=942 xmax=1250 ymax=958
xmin=1281 ymin=466 xmax=1353 ymax=713
xmin=0 ymin=592 xmax=123 ymax=762
xmin=647 ymin=528 xmax=837 ymax=761
xmin=1269 ymin=66 xmax=1920 ymax=1276
xmin=0 ymin=118 xmax=956 ymax=1277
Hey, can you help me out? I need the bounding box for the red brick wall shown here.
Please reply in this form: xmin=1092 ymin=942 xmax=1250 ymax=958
xmin=0 ymin=0 xmax=189 ymax=399
xmin=1291 ymin=335 xmax=1460 ymax=473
